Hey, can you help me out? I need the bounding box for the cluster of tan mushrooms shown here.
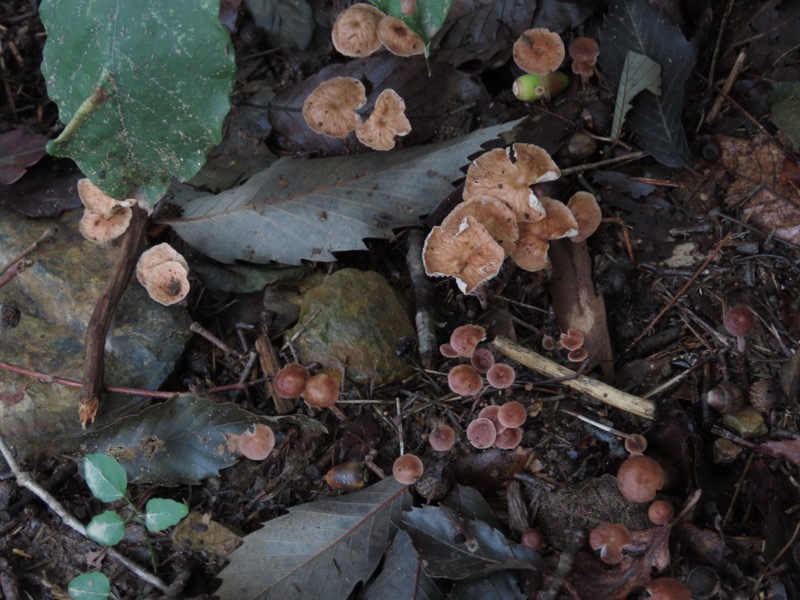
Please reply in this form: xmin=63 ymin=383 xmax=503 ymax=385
xmin=301 ymin=3 xmax=426 ymax=151
xmin=77 ymin=179 xmax=191 ymax=306
xmin=422 ymin=143 xmax=601 ymax=293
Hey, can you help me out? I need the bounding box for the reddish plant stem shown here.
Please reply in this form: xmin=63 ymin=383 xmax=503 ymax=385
xmin=80 ymin=204 xmax=149 ymax=427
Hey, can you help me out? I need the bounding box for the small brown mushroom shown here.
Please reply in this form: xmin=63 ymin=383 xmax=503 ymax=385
xmin=355 ymin=89 xmax=411 ymax=151
xmin=497 ymin=401 xmax=526 ymax=428
xmin=589 ymin=523 xmax=633 ymax=565
xmin=78 ymin=178 xmax=135 ymax=219
xmin=302 ymin=77 xmax=367 ymax=138
xmin=449 ymin=324 xmax=487 ymax=357
xmin=486 ymin=363 xmax=516 ymax=389
xmin=79 ymin=208 xmax=134 ymax=244
xmin=439 ymin=342 xmax=460 ymax=358
xmin=238 ymin=424 xmax=276 ymax=460
xmin=470 ymin=347 xmax=495 ymax=373
xmin=645 ymin=577 xmax=693 ymax=600
xmin=568 ymin=37 xmax=599 ymax=83
xmin=466 ymin=417 xmax=497 ymax=449
xmin=567 ymin=347 xmax=589 ymax=362
xmin=566 ymin=191 xmax=601 ymax=243
xmin=494 ymin=426 xmax=522 ymax=450
xmin=303 ymin=372 xmax=340 ymax=408
xmin=478 ymin=405 xmax=506 ymax=434
xmin=440 ymin=196 xmax=519 ymax=255
xmin=393 ymin=453 xmax=424 ymax=484
xmin=428 ymin=424 xmax=456 ymax=452
xmin=447 ymin=364 xmax=483 ymax=396
xmin=332 ymin=4 xmax=384 ymax=57
xmin=273 ymin=363 xmax=310 ymax=398
xmin=141 ymin=261 xmax=190 ymax=306
xmin=648 ymin=500 xmax=674 ymax=526
xmin=559 ymin=328 xmax=585 ymax=351
xmin=510 ymin=198 xmax=578 ymax=272
xmin=464 ymin=144 xmax=561 ymax=222
xmin=422 ymin=216 xmax=505 ymax=293
xmin=513 ymin=28 xmax=565 ymax=74
xmin=136 ymin=243 xmax=189 ymax=288
xmin=616 ymin=454 xmax=665 ymax=503
xmin=377 ymin=16 xmax=424 ymax=56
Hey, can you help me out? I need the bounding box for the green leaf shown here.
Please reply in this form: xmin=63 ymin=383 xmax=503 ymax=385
xmin=83 ymin=454 xmax=127 ymax=502
xmin=769 ymin=82 xmax=800 ymax=149
xmin=610 ymin=51 xmax=661 ymax=143
xmin=39 ymin=0 xmax=235 ymax=204
xmin=370 ymin=0 xmax=452 ymax=56
xmin=86 ymin=510 xmax=126 ymax=546
xmin=145 ymin=498 xmax=189 ymax=532
xmin=68 ymin=572 xmax=111 ymax=600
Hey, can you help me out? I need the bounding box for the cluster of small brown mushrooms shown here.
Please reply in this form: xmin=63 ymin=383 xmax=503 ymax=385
xmin=272 ymin=362 xmax=341 ymax=408
xmin=76 ymin=178 xmax=191 ymax=306
xmin=542 ymin=327 xmax=589 ymax=363
xmin=300 ymin=3 xmax=427 ymax=150
xmin=422 ymin=143 xmax=601 ymax=293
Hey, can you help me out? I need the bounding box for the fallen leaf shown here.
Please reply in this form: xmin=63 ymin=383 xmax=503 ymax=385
xmin=362 ymin=530 xmax=444 ymax=600
xmin=244 ymin=0 xmax=313 ymax=50
xmin=548 ymin=239 xmax=614 ymax=379
xmin=610 ymin=51 xmax=662 ymax=143
xmin=165 ymin=120 xmax=520 ymax=265
xmin=756 ymin=439 xmax=800 ymax=467
xmin=0 ymin=129 xmax=49 ymax=185
xmin=215 ymin=477 xmax=410 ymax=600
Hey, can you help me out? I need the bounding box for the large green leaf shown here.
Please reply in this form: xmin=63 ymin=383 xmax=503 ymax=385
xmin=40 ymin=0 xmax=235 ymax=204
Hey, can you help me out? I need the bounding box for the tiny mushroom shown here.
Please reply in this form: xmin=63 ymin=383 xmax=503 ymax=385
xmin=616 ymin=454 xmax=665 ymax=503
xmin=478 ymin=405 xmax=506 ymax=434
xmin=449 ymin=324 xmax=487 ymax=357
xmin=497 ymin=401 xmax=526 ymax=428
xmin=238 ymin=424 xmax=276 ymax=460
xmin=331 ymin=4 xmax=384 ymax=57
xmin=521 ymin=528 xmax=545 ymax=552
xmin=440 ymin=197 xmax=520 ymax=255
xmin=355 ymin=88 xmax=411 ymax=151
xmin=723 ymin=304 xmax=755 ymax=352
xmin=136 ymin=243 xmax=189 ymax=283
xmin=139 ymin=261 xmax=190 ymax=306
xmin=648 ymin=500 xmax=674 ymax=526
xmin=494 ymin=426 xmax=523 ymax=449
xmin=470 ymin=347 xmax=496 ymax=373
xmin=302 ymin=77 xmax=367 ymax=138
xmin=486 ymin=363 xmax=516 ymax=389
xmin=464 ymin=144 xmax=561 ymax=222
xmin=567 ymin=347 xmax=589 ymax=362
xmin=513 ymin=28 xmax=565 ymax=75
xmin=589 ymin=523 xmax=633 ymax=565
xmin=303 ymin=372 xmax=340 ymax=408
xmin=78 ymin=178 xmax=135 ymax=219
xmin=428 ymin=423 xmax=456 ymax=451
xmin=510 ymin=198 xmax=578 ymax=272
xmin=645 ymin=577 xmax=693 ymax=600
xmin=568 ymin=37 xmax=599 ymax=83
xmin=78 ymin=179 xmax=136 ymax=243
xmin=566 ymin=191 xmax=601 ymax=243
xmin=393 ymin=453 xmax=424 ymax=484
xmin=439 ymin=342 xmax=460 ymax=358
xmin=466 ymin=417 xmax=497 ymax=449
xmin=273 ymin=362 xmax=310 ymax=398
xmin=559 ymin=329 xmax=585 ymax=351
xmin=447 ymin=364 xmax=483 ymax=396
xmin=377 ymin=15 xmax=424 ymax=56
xmin=422 ymin=216 xmax=505 ymax=293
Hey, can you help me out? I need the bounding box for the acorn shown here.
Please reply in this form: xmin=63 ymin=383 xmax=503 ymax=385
xmin=749 ymin=380 xmax=785 ymax=413
xmin=705 ymin=383 xmax=744 ymax=415
xmin=0 ymin=305 xmax=21 ymax=328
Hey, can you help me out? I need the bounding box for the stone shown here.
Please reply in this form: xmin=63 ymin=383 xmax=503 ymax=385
xmin=0 ymin=207 xmax=191 ymax=461
xmin=722 ymin=407 xmax=768 ymax=439
xmin=286 ymin=269 xmax=415 ymax=385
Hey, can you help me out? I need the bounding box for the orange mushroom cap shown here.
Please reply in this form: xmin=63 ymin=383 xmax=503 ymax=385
xmin=303 ymin=372 xmax=340 ymax=408
xmin=79 ymin=206 xmax=133 ymax=244
xmin=464 ymin=144 xmax=560 ymax=222
xmin=566 ymin=191 xmax=601 ymax=243
xmin=510 ymin=228 xmax=550 ymax=272
xmin=332 ymin=4 xmax=384 ymax=58
xmin=302 ymin=77 xmax=367 ymax=138
xmin=616 ymin=454 xmax=665 ymax=503
xmin=441 ymin=196 xmax=519 ymax=255
xmin=422 ymin=216 xmax=505 ymax=293
xmin=509 ymin=198 xmax=578 ymax=272
xmin=355 ymin=88 xmax=411 ymax=151
xmin=449 ymin=324 xmax=487 ymax=357
xmin=466 ymin=417 xmax=497 ymax=449
xmin=238 ymin=424 xmax=276 ymax=460
xmin=568 ymin=37 xmax=599 ymax=64
xmin=513 ymin=28 xmax=565 ymax=74
xmin=377 ymin=15 xmax=424 ymax=56
xmin=393 ymin=453 xmax=424 ymax=484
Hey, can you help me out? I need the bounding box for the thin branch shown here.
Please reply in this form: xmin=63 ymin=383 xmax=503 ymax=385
xmin=0 ymin=431 xmax=168 ymax=593
xmin=0 ymin=227 xmax=54 ymax=277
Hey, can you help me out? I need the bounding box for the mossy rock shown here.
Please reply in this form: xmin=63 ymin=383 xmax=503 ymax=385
xmin=287 ymin=269 xmax=415 ymax=385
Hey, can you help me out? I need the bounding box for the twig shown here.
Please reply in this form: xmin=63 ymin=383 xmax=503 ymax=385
xmin=627 ymin=231 xmax=732 ymax=350
xmin=405 ymin=228 xmax=437 ymax=369
xmin=541 ymin=529 xmax=586 ymax=600
xmin=255 ymin=330 xmax=294 ymax=414
xmin=80 ymin=205 xmax=149 ymax=427
xmin=0 ymin=228 xmax=54 ymax=277
xmin=0 ymin=260 xmax=32 ymax=289
xmin=705 ymin=50 xmax=747 ymax=126
xmin=492 ymin=336 xmax=655 ymax=419
xmin=560 ymin=151 xmax=648 ymax=176
xmin=189 ymin=321 xmax=242 ymax=359
xmin=0 ymin=431 xmax=168 ymax=593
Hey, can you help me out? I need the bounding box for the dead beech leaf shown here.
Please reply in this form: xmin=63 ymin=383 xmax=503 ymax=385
xmin=756 ymin=439 xmax=800 ymax=466
xmin=718 ymin=135 xmax=800 ymax=245
xmin=548 ymin=239 xmax=614 ymax=379
xmin=215 ymin=477 xmax=410 ymax=600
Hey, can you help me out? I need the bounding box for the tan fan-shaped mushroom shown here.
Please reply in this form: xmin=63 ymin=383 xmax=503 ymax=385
xmin=440 ymin=196 xmax=519 ymax=255
xmin=377 ymin=16 xmax=424 ymax=56
xmin=332 ymin=4 xmax=384 ymax=57
xmin=567 ymin=191 xmax=601 ymax=242
xmin=464 ymin=144 xmax=560 ymax=222
xmin=136 ymin=243 xmax=189 ymax=287
xmin=142 ymin=261 xmax=190 ymax=306
xmin=422 ymin=216 xmax=504 ymax=293
xmin=355 ymin=89 xmax=411 ymax=151
xmin=79 ymin=206 xmax=133 ymax=243
xmin=513 ymin=28 xmax=565 ymax=74
xmin=78 ymin=178 xmax=135 ymax=219
xmin=302 ymin=77 xmax=367 ymax=138
xmin=510 ymin=198 xmax=578 ymax=272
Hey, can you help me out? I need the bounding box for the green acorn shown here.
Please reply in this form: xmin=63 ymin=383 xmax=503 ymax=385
xmin=512 ymin=72 xmax=570 ymax=101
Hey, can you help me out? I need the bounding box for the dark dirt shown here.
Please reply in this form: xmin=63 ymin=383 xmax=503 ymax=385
xmin=2 ymin=0 xmax=800 ymax=599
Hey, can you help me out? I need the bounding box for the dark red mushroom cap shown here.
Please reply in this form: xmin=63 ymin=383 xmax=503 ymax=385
xmin=723 ymin=305 xmax=755 ymax=337
xmin=589 ymin=523 xmax=632 ymax=565
xmin=428 ymin=424 xmax=456 ymax=452
xmin=497 ymin=401 xmax=526 ymax=428
xmin=486 ymin=363 xmax=516 ymax=389
xmin=466 ymin=417 xmax=497 ymax=449
xmin=392 ymin=454 xmax=424 ymax=484
xmin=273 ymin=363 xmax=310 ymax=398
xmin=648 ymin=500 xmax=674 ymax=525
xmin=449 ymin=324 xmax=487 ymax=357
xmin=616 ymin=454 xmax=665 ymax=503
xmin=448 ymin=364 xmax=483 ymax=396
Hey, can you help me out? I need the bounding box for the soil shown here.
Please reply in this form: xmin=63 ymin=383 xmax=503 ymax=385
xmin=2 ymin=0 xmax=800 ymax=599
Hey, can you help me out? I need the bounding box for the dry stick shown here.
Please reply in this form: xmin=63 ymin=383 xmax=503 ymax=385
xmin=0 ymin=432 xmax=168 ymax=593
xmin=627 ymin=231 xmax=732 ymax=351
xmin=405 ymin=228 xmax=437 ymax=369
xmin=492 ymin=336 xmax=655 ymax=420
xmin=0 ymin=260 xmax=32 ymax=289
xmin=189 ymin=321 xmax=241 ymax=359
xmin=0 ymin=227 xmax=54 ymax=276
xmin=255 ymin=331 xmax=294 ymax=414
xmin=559 ymin=150 xmax=648 ymax=176
xmin=80 ymin=205 xmax=149 ymax=427
xmin=705 ymin=50 xmax=747 ymax=125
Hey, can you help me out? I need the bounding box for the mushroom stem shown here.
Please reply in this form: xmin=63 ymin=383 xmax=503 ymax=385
xmin=405 ymin=228 xmax=437 ymax=369
xmin=80 ymin=203 xmax=148 ymax=428
xmin=492 ymin=336 xmax=656 ymax=420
